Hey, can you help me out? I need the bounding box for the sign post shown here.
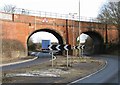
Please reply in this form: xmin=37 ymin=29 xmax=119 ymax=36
xmin=66 ymin=50 xmax=69 ymax=67
xmin=51 ymin=52 xmax=54 ymax=67
xmin=48 ymin=44 xmax=71 ymax=67
xmin=73 ymin=45 xmax=85 ymax=57
xmin=64 ymin=45 xmax=71 ymax=67
xmin=81 ymin=45 xmax=85 ymax=57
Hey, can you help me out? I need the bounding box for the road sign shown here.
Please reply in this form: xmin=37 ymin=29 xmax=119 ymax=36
xmin=48 ymin=44 xmax=71 ymax=51
xmin=56 ymin=45 xmax=61 ymax=51
xmin=42 ymin=18 xmax=48 ymax=22
xmin=48 ymin=44 xmax=71 ymax=67
xmin=64 ymin=45 xmax=71 ymax=50
xmin=73 ymin=45 xmax=85 ymax=50
xmin=81 ymin=45 xmax=85 ymax=49
xmin=48 ymin=44 xmax=58 ymax=50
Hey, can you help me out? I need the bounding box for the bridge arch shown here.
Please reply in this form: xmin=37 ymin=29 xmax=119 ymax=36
xmin=82 ymin=31 xmax=104 ymax=54
xmin=26 ymin=28 xmax=64 ymax=54
xmin=27 ymin=28 xmax=64 ymax=44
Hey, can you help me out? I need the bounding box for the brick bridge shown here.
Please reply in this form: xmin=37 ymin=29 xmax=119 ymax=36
xmin=0 ymin=11 xmax=119 ymax=56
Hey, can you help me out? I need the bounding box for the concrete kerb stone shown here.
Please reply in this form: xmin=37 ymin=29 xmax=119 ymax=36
xmin=0 ymin=57 xmax=38 ymax=67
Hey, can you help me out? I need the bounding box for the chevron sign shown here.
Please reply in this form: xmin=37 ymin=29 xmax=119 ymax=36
xmin=73 ymin=45 xmax=85 ymax=50
xmin=48 ymin=44 xmax=71 ymax=51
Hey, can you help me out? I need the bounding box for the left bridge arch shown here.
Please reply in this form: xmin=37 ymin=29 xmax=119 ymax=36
xmin=27 ymin=28 xmax=64 ymax=52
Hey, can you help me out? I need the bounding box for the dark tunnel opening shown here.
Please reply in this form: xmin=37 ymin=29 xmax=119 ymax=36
xmin=82 ymin=31 xmax=104 ymax=55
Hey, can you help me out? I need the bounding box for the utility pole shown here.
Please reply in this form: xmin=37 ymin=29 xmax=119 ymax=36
xmin=118 ymin=1 xmax=120 ymax=44
xmin=105 ymin=12 xmax=108 ymax=46
xmin=69 ymin=13 xmax=77 ymax=56
xmin=105 ymin=21 xmax=108 ymax=45
xmin=79 ymin=0 xmax=81 ymax=57
xmin=66 ymin=19 xmax=69 ymax=44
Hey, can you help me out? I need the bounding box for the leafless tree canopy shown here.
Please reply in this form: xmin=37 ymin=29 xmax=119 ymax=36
xmin=98 ymin=2 xmax=120 ymax=44
xmin=3 ymin=4 xmax=16 ymax=13
xmin=97 ymin=2 xmax=120 ymax=27
xmin=1 ymin=4 xmax=30 ymax=15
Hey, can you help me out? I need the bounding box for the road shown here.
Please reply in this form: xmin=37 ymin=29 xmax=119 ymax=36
xmin=2 ymin=54 xmax=119 ymax=84
xmin=70 ymin=55 xmax=119 ymax=84
xmin=2 ymin=51 xmax=58 ymax=71
xmin=2 ymin=57 xmax=51 ymax=71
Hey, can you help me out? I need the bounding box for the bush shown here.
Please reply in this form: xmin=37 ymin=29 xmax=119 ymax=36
xmin=105 ymin=43 xmax=120 ymax=55
xmin=2 ymin=39 xmax=25 ymax=58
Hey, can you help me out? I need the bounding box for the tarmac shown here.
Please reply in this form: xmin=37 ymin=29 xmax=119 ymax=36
xmin=0 ymin=57 xmax=38 ymax=67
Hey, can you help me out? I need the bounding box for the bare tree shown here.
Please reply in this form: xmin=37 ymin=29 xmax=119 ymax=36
xmin=2 ymin=4 xmax=30 ymax=15
xmin=3 ymin=4 xmax=16 ymax=14
xmin=28 ymin=37 xmax=34 ymax=46
xmin=97 ymin=1 xmax=120 ymax=44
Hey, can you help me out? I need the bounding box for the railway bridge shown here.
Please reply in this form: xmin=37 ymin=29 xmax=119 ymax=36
xmin=0 ymin=9 xmax=119 ymax=56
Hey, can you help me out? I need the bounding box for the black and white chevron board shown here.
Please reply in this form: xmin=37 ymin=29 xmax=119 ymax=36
xmin=48 ymin=44 xmax=71 ymax=51
xmin=48 ymin=44 xmax=85 ymax=51
xmin=73 ymin=45 xmax=85 ymax=50
xmin=48 ymin=44 xmax=71 ymax=67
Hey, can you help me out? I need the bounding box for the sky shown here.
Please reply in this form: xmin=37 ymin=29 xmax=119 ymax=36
xmin=77 ymin=33 xmax=88 ymax=43
xmin=31 ymin=32 xmax=88 ymax=43
xmin=30 ymin=32 xmax=58 ymax=43
xmin=0 ymin=0 xmax=107 ymax=43
xmin=0 ymin=0 xmax=106 ymax=18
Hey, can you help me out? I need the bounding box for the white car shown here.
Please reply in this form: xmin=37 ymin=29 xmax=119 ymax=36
xmin=35 ymin=52 xmax=52 ymax=57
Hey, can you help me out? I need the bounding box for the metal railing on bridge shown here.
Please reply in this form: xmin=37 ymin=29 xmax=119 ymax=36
xmin=0 ymin=8 xmax=101 ymax=23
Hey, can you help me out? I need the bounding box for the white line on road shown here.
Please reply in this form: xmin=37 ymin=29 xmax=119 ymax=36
xmin=68 ymin=60 xmax=108 ymax=84
xmin=0 ymin=57 xmax=38 ymax=67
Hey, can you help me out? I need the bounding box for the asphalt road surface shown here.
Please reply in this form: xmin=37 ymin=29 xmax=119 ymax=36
xmin=2 ymin=57 xmax=51 ymax=71
xmin=70 ymin=55 xmax=119 ymax=84
xmin=2 ymin=55 xmax=119 ymax=84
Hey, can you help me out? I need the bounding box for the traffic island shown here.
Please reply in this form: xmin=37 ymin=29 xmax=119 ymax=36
xmin=2 ymin=56 xmax=106 ymax=84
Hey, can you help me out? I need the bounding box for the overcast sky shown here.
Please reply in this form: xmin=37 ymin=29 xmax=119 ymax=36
xmin=30 ymin=32 xmax=58 ymax=43
xmin=0 ymin=0 xmax=106 ymax=18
